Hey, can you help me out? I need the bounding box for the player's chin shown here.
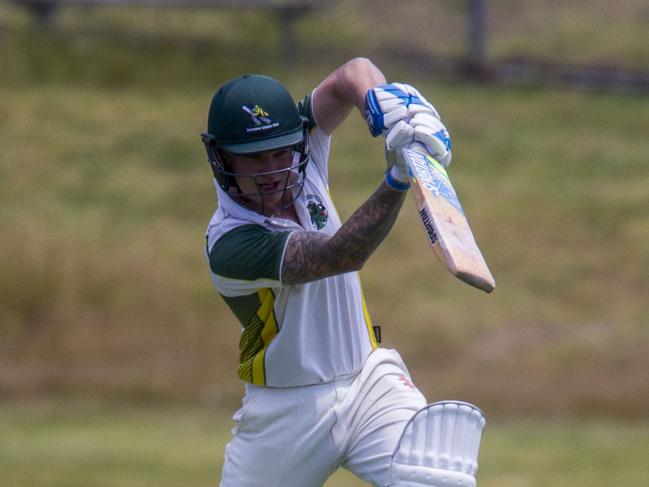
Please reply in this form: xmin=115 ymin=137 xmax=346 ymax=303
xmin=263 ymin=191 xmax=288 ymax=208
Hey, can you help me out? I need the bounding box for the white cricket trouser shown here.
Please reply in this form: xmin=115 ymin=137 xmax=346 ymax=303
xmin=219 ymin=348 xmax=427 ymax=487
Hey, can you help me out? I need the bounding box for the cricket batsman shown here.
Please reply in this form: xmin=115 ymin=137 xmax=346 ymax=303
xmin=201 ymin=58 xmax=485 ymax=486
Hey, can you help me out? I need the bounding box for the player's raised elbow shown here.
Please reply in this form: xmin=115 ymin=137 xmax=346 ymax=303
xmin=343 ymin=56 xmax=375 ymax=70
xmin=339 ymin=57 xmax=384 ymax=87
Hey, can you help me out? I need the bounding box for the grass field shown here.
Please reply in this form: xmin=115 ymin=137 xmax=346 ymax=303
xmin=1 ymin=400 xmax=648 ymax=487
xmin=3 ymin=78 xmax=648 ymax=415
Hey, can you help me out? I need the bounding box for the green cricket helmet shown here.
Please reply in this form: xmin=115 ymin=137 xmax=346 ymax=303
xmin=201 ymin=74 xmax=310 ymax=193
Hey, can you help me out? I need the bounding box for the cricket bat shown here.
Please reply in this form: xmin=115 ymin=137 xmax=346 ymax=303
xmin=401 ymin=143 xmax=495 ymax=293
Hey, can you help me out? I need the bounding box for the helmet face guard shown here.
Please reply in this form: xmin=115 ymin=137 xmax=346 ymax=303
xmin=201 ymin=122 xmax=310 ymax=216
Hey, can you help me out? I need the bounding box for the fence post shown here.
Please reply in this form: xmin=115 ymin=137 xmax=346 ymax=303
xmin=276 ymin=4 xmax=315 ymax=68
xmin=276 ymin=7 xmax=298 ymax=67
xmin=23 ymin=0 xmax=59 ymax=27
xmin=467 ymin=0 xmax=487 ymax=76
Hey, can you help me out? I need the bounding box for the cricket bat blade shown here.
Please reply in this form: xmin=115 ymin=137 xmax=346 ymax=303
xmin=401 ymin=144 xmax=495 ymax=293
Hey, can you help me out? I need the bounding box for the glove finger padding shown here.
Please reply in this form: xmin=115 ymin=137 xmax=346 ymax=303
xmin=365 ymin=82 xmax=440 ymax=137
xmin=390 ymin=83 xmax=440 ymax=119
xmin=382 ymin=106 xmax=410 ymax=130
xmin=413 ymin=127 xmax=452 ymax=167
xmin=386 ymin=118 xmax=452 ymax=168
xmin=406 ymin=103 xmax=440 ymax=119
xmin=385 ymin=120 xmax=415 ymax=151
xmin=410 ymin=114 xmax=453 ymax=167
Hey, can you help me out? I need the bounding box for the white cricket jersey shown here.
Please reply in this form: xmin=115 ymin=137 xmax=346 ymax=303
xmin=205 ymin=124 xmax=378 ymax=387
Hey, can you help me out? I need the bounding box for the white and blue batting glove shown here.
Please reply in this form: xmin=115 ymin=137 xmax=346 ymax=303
xmin=386 ymin=117 xmax=453 ymax=168
xmin=384 ymin=140 xmax=410 ymax=192
xmin=365 ymin=82 xmax=440 ymax=137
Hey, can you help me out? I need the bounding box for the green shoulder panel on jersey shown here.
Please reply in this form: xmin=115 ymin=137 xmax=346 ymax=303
xmin=297 ymin=93 xmax=317 ymax=131
xmin=208 ymin=224 xmax=291 ymax=281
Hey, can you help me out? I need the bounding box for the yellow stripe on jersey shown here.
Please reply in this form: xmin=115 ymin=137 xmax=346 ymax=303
xmin=226 ymin=288 xmax=279 ymax=385
xmin=251 ymin=288 xmax=279 ymax=384
xmin=356 ymin=273 xmax=378 ymax=350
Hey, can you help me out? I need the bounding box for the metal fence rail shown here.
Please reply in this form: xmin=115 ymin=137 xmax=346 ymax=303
xmin=14 ymin=0 xmax=329 ymax=65
xmin=12 ymin=0 xmax=649 ymax=92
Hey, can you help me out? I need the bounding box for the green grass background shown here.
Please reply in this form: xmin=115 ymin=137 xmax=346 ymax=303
xmin=1 ymin=400 xmax=648 ymax=487
xmin=1 ymin=1 xmax=649 ymax=485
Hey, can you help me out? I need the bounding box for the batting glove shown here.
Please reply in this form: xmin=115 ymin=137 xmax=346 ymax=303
xmin=365 ymin=82 xmax=440 ymax=137
xmin=386 ymin=117 xmax=452 ymax=168
xmin=384 ymin=139 xmax=410 ymax=192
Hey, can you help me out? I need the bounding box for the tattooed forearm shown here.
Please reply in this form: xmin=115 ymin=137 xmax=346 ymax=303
xmin=282 ymin=182 xmax=407 ymax=285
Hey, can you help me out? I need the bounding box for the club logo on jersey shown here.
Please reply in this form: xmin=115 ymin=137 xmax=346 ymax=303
xmin=306 ymin=194 xmax=328 ymax=230
xmin=242 ymin=104 xmax=279 ymax=133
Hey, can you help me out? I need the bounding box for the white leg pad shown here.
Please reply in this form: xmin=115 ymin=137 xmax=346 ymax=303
xmin=389 ymin=401 xmax=486 ymax=486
